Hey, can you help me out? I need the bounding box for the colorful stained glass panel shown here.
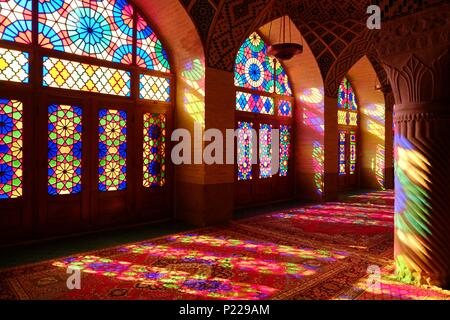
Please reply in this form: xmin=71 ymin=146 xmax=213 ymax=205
xmin=338 ymin=78 xmax=349 ymax=109
xmin=136 ymin=13 xmax=170 ymax=72
xmin=338 ymin=77 xmax=358 ymax=110
xmin=140 ymin=75 xmax=170 ymax=102
xmin=0 ymin=99 xmax=23 ymax=199
xmin=0 ymin=47 xmax=29 ymax=83
xmin=43 ymin=57 xmax=131 ymax=96
xmin=48 ymin=104 xmax=82 ymax=195
xmin=98 ymin=109 xmax=127 ymax=191
xmin=234 ymin=32 xmax=273 ymax=93
xmin=38 ymin=0 xmax=134 ymax=64
xmin=339 ymin=131 xmax=346 ymax=175
xmin=236 ymin=92 xmax=274 ymax=115
xmin=349 ymin=111 xmax=358 ymax=126
xmin=338 ymin=110 xmax=347 ymax=125
xmin=278 ymin=99 xmax=292 ymax=117
xmin=350 ymin=131 xmax=356 ymax=175
xmin=143 ymin=113 xmax=166 ymax=188
xmin=280 ymin=125 xmax=291 ymax=177
xmin=0 ymin=0 xmax=32 ymax=44
xmin=259 ymin=124 xmax=272 ymax=179
xmin=237 ymin=121 xmax=253 ymax=181
xmin=275 ymin=59 xmax=292 ymax=96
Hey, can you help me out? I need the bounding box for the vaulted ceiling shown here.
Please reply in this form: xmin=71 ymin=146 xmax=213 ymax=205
xmin=179 ymin=0 xmax=445 ymax=95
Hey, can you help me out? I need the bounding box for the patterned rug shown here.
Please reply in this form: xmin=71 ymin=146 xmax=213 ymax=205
xmin=1 ymin=190 xmax=449 ymax=300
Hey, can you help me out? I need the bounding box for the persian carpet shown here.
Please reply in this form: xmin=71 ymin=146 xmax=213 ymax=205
xmin=0 ymin=190 xmax=449 ymax=300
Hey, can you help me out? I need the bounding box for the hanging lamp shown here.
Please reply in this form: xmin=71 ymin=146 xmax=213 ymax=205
xmin=267 ymin=0 xmax=303 ymax=61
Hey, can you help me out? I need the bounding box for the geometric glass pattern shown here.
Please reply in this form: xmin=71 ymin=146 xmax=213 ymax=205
xmin=259 ymin=123 xmax=272 ymax=179
xmin=275 ymin=59 xmax=292 ymax=96
xmin=338 ymin=77 xmax=358 ymax=110
xmin=237 ymin=121 xmax=253 ymax=181
xmin=136 ymin=12 xmax=170 ymax=72
xmin=38 ymin=0 xmax=134 ymax=64
xmin=350 ymin=131 xmax=356 ymax=175
xmin=278 ymin=99 xmax=292 ymax=117
xmin=43 ymin=57 xmax=131 ymax=96
xmin=279 ymin=125 xmax=291 ymax=177
xmin=0 ymin=99 xmax=23 ymax=199
xmin=339 ymin=130 xmax=346 ymax=175
xmin=98 ymin=109 xmax=127 ymax=192
xmin=234 ymin=32 xmax=273 ymax=93
xmin=338 ymin=78 xmax=358 ymax=176
xmin=236 ymin=91 xmax=274 ymax=115
xmin=143 ymin=113 xmax=166 ymax=188
xmin=349 ymin=111 xmax=358 ymax=126
xmin=338 ymin=110 xmax=347 ymax=125
xmin=0 ymin=0 xmax=32 ymax=44
xmin=139 ymin=75 xmax=170 ymax=102
xmin=0 ymin=47 xmax=29 ymax=83
xmin=48 ymin=104 xmax=82 ymax=195
xmin=338 ymin=110 xmax=358 ymax=126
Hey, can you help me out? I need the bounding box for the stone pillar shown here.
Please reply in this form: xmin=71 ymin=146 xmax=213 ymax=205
xmin=384 ymin=91 xmax=394 ymax=190
xmin=323 ymin=95 xmax=339 ymax=201
xmin=374 ymin=5 xmax=450 ymax=287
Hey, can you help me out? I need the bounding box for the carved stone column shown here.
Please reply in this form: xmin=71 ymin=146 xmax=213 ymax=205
xmin=374 ymin=5 xmax=450 ymax=287
xmin=384 ymin=91 xmax=394 ymax=190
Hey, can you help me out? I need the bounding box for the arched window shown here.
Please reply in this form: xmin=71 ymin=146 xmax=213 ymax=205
xmin=0 ymin=0 xmax=172 ymax=235
xmin=234 ymin=32 xmax=294 ymax=206
xmin=337 ymin=77 xmax=358 ymax=187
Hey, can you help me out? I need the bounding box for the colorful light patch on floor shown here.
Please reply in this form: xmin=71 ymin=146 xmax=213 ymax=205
xmin=119 ymin=244 xmax=319 ymax=278
xmin=338 ymin=263 xmax=450 ymax=300
xmin=166 ymin=234 xmax=348 ymax=261
xmin=3 ymin=190 xmax=449 ymax=300
xmin=53 ymin=255 xmax=276 ymax=300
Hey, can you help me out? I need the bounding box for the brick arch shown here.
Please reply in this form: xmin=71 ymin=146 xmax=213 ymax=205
xmin=134 ymin=0 xmax=205 ymax=73
xmin=324 ymin=30 xmax=376 ymax=98
xmin=180 ymin=0 xmax=447 ymax=74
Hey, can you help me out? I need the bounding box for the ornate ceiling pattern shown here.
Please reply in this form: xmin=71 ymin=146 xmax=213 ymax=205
xmin=180 ymin=0 xmax=446 ymax=96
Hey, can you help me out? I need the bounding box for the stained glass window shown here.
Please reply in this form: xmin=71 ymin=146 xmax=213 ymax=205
xmin=237 ymin=121 xmax=253 ymax=181
xmin=338 ymin=78 xmax=358 ymax=110
xmin=259 ymin=124 xmax=272 ymax=179
xmin=349 ymin=112 xmax=358 ymax=126
xmin=275 ymin=59 xmax=292 ymax=96
xmin=234 ymin=32 xmax=291 ymax=96
xmin=98 ymin=109 xmax=127 ymax=192
xmin=48 ymin=104 xmax=82 ymax=195
xmin=38 ymin=0 xmax=133 ymax=63
xmin=278 ymin=99 xmax=292 ymax=117
xmin=140 ymin=75 xmax=170 ymax=102
xmin=43 ymin=57 xmax=131 ymax=96
xmin=338 ymin=78 xmax=358 ymax=176
xmin=136 ymin=12 xmax=170 ymax=72
xmin=235 ymin=32 xmax=293 ymax=183
xmin=234 ymin=32 xmax=273 ymax=92
xmin=350 ymin=131 xmax=356 ymax=175
xmin=280 ymin=125 xmax=291 ymax=177
xmin=338 ymin=110 xmax=347 ymax=125
xmin=0 ymin=0 xmax=32 ymax=44
xmin=338 ymin=109 xmax=358 ymax=126
xmin=339 ymin=130 xmax=346 ymax=175
xmin=0 ymin=99 xmax=23 ymax=199
xmin=0 ymin=48 xmax=29 ymax=83
xmin=143 ymin=113 xmax=166 ymax=188
xmin=236 ymin=92 xmax=274 ymax=115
